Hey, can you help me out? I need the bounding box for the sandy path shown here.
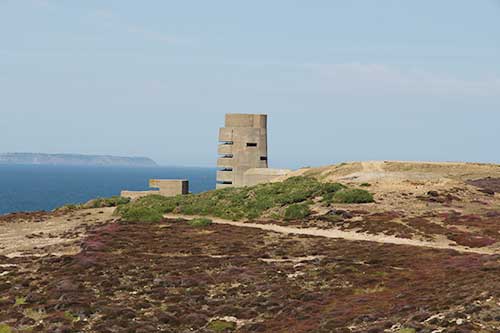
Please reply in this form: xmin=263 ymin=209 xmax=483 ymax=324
xmin=164 ymin=213 xmax=497 ymax=255
xmin=0 ymin=207 xmax=117 ymax=258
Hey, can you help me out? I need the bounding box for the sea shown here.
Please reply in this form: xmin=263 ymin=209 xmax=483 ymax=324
xmin=0 ymin=165 xmax=217 ymax=215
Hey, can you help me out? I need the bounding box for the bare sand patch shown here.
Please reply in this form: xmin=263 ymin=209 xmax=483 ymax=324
xmin=0 ymin=207 xmax=116 ymax=258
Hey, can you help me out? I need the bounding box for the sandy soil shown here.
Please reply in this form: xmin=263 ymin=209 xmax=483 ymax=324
xmin=274 ymin=161 xmax=500 ymax=251
xmin=0 ymin=208 xmax=116 ymax=258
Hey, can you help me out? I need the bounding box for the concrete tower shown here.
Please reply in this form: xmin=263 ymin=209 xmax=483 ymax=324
xmin=216 ymin=114 xmax=268 ymax=188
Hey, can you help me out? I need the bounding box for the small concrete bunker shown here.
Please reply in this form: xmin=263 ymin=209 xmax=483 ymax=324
xmin=149 ymin=179 xmax=189 ymax=196
xmin=121 ymin=179 xmax=189 ymax=200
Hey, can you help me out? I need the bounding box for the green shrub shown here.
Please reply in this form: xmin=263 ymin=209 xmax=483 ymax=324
xmin=398 ymin=329 xmax=416 ymax=333
xmin=56 ymin=196 xmax=130 ymax=212
xmin=0 ymin=324 xmax=12 ymax=333
xmin=116 ymin=177 xmax=370 ymax=222
xmin=64 ymin=311 xmax=80 ymax=323
xmin=117 ymin=177 xmax=329 ymax=221
xmin=55 ymin=203 xmax=82 ymax=212
xmin=187 ymin=218 xmax=213 ymax=227
xmin=120 ymin=206 xmax=163 ymax=222
xmin=321 ymin=182 xmax=347 ymax=202
xmin=284 ymin=203 xmax=311 ymax=220
xmin=14 ymin=296 xmax=26 ymax=307
xmin=360 ymin=182 xmax=372 ymax=187
xmin=321 ymin=182 xmax=346 ymax=193
xmin=331 ymin=189 xmax=374 ymax=204
xmin=88 ymin=196 xmax=130 ymax=208
xmin=207 ymin=320 xmax=236 ymax=332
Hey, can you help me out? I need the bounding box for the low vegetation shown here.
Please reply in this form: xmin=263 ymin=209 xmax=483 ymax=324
xmin=0 ymin=324 xmax=12 ymax=333
xmin=87 ymin=196 xmax=130 ymax=208
xmin=330 ymin=188 xmax=374 ymax=204
xmin=3 ymin=216 xmax=498 ymax=332
xmin=284 ymin=203 xmax=311 ymax=220
xmin=14 ymin=296 xmax=26 ymax=307
xmin=120 ymin=206 xmax=164 ymax=223
xmin=57 ymin=196 xmax=130 ymax=212
xmin=64 ymin=311 xmax=80 ymax=323
xmin=207 ymin=320 xmax=236 ymax=332
xmin=187 ymin=217 xmax=213 ymax=227
xmin=117 ymin=176 xmax=373 ymax=222
xmin=399 ymin=329 xmax=416 ymax=333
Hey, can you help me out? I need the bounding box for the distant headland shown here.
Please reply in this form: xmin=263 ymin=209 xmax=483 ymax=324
xmin=0 ymin=153 xmax=157 ymax=167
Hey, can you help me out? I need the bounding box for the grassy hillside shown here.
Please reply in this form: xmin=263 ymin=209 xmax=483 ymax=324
xmin=116 ymin=176 xmax=373 ymax=222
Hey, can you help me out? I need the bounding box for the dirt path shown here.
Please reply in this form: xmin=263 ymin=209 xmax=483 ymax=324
xmin=164 ymin=213 xmax=497 ymax=255
xmin=0 ymin=207 xmax=117 ymax=258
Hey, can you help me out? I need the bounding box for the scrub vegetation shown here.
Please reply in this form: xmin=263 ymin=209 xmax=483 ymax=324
xmin=330 ymin=188 xmax=374 ymax=204
xmin=117 ymin=176 xmax=373 ymax=222
xmin=0 ymin=324 xmax=12 ymax=333
xmin=57 ymin=196 xmax=130 ymax=212
xmin=2 ymin=217 xmax=499 ymax=332
xmin=87 ymin=196 xmax=130 ymax=208
xmin=207 ymin=320 xmax=236 ymax=332
xmin=284 ymin=203 xmax=311 ymax=221
xmin=187 ymin=217 xmax=213 ymax=227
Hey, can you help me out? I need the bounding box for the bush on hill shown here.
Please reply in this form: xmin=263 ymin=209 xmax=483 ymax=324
xmin=284 ymin=203 xmax=311 ymax=220
xmin=87 ymin=196 xmax=130 ymax=208
xmin=331 ymin=189 xmax=374 ymax=204
xmin=120 ymin=206 xmax=163 ymax=222
xmin=207 ymin=320 xmax=236 ymax=332
xmin=187 ymin=217 xmax=213 ymax=227
xmin=0 ymin=324 xmax=12 ymax=333
xmin=116 ymin=176 xmax=373 ymax=222
xmin=56 ymin=196 xmax=130 ymax=212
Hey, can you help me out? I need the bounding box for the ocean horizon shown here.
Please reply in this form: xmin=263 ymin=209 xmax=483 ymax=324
xmin=0 ymin=164 xmax=217 ymax=215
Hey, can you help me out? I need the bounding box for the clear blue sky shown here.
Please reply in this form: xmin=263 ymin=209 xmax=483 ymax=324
xmin=1 ymin=0 xmax=499 ymax=168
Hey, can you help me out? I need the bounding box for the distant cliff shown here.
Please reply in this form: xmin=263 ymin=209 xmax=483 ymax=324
xmin=0 ymin=153 xmax=157 ymax=167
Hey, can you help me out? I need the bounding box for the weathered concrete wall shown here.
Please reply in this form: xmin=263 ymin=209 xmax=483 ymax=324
xmin=216 ymin=114 xmax=268 ymax=188
xmin=121 ymin=179 xmax=189 ymax=200
xmin=242 ymin=168 xmax=291 ymax=186
xmin=149 ymin=179 xmax=189 ymax=196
